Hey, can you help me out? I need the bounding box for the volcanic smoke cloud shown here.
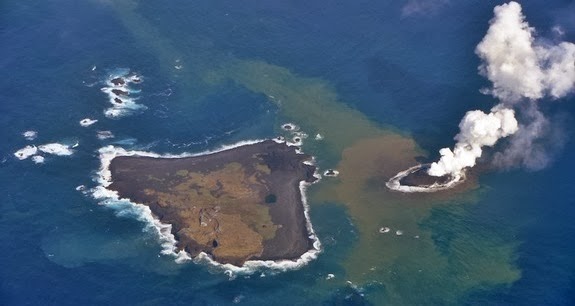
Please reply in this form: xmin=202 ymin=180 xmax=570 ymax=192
xmin=427 ymin=106 xmax=518 ymax=177
xmin=427 ymin=1 xmax=575 ymax=179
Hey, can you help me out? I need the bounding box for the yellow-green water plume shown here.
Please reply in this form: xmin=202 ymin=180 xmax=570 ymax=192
xmin=104 ymin=0 xmax=521 ymax=303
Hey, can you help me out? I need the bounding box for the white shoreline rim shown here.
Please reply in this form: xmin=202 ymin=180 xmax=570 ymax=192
xmin=93 ymin=138 xmax=322 ymax=275
xmin=386 ymin=164 xmax=465 ymax=193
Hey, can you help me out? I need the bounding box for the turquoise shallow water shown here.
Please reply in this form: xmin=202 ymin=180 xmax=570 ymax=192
xmin=1 ymin=0 xmax=575 ymax=305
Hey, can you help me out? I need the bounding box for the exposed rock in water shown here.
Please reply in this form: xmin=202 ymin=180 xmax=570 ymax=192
xmin=399 ymin=165 xmax=452 ymax=187
xmin=111 ymin=89 xmax=129 ymax=96
xmin=110 ymin=77 xmax=125 ymax=86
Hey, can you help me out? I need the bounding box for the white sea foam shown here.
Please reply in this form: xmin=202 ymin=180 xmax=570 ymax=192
xmin=100 ymin=70 xmax=147 ymax=119
xmin=77 ymin=185 xmax=94 ymax=196
xmin=96 ymin=130 xmax=115 ymax=140
xmin=281 ymin=123 xmax=298 ymax=131
xmin=379 ymin=227 xmax=390 ymax=234
xmin=315 ymin=133 xmax=323 ymax=140
xmin=290 ymin=137 xmax=303 ymax=146
xmin=127 ymin=74 xmax=142 ymax=83
xmin=101 ymin=93 xmax=147 ymax=119
xmin=287 ymin=132 xmax=308 ymax=147
xmin=323 ymin=169 xmax=339 ymax=177
xmin=80 ymin=118 xmax=98 ymax=127
xmin=386 ymin=164 xmax=464 ymax=193
xmin=93 ymin=139 xmax=322 ymax=275
xmin=31 ymin=155 xmax=45 ymax=164
xmin=103 ymin=108 xmax=123 ymax=118
xmin=91 ymin=185 xmax=191 ymax=263
xmin=232 ymin=295 xmax=245 ymax=304
xmin=278 ymin=123 xmax=311 ymax=147
xmin=194 ymin=179 xmax=322 ymax=277
xmin=14 ymin=145 xmax=38 ymax=160
xmin=38 ymin=143 xmax=74 ymax=156
xmin=22 ymin=130 xmax=38 ymax=141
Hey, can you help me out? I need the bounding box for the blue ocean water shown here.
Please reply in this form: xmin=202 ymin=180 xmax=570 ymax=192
xmin=1 ymin=0 xmax=575 ymax=305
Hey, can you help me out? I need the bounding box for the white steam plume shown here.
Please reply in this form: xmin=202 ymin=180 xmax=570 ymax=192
xmin=475 ymin=1 xmax=575 ymax=102
xmin=491 ymin=103 xmax=568 ymax=171
xmin=428 ymin=106 xmax=518 ymax=177
xmin=427 ymin=1 xmax=575 ymax=178
xmin=540 ymin=43 xmax=575 ymax=99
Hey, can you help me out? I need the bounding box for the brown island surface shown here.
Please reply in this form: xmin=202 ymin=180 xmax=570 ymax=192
xmin=107 ymin=140 xmax=318 ymax=266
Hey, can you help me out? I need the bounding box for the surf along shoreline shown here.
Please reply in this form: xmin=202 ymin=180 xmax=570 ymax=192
xmin=92 ymin=138 xmax=322 ymax=275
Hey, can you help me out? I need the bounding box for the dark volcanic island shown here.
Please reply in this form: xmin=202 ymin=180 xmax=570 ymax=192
xmin=399 ymin=165 xmax=453 ymax=187
xmin=107 ymin=140 xmax=318 ymax=266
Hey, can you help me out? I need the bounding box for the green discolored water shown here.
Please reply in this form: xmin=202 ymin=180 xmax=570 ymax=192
xmin=102 ymin=0 xmax=522 ymax=304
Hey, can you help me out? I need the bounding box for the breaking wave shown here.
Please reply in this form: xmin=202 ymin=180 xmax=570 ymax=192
xmin=38 ymin=143 xmax=75 ymax=156
xmin=14 ymin=141 xmax=76 ymax=163
xmin=32 ymin=155 xmax=45 ymax=164
xmin=80 ymin=118 xmax=98 ymax=127
xmin=14 ymin=145 xmax=38 ymax=160
xmin=96 ymin=130 xmax=115 ymax=140
xmin=22 ymin=130 xmax=38 ymax=141
xmin=100 ymin=69 xmax=147 ymax=118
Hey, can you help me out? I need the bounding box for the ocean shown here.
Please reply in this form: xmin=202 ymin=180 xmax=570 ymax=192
xmin=2 ymin=0 xmax=575 ymax=305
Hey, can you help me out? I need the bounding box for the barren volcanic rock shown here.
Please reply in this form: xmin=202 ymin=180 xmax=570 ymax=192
xmin=107 ymin=140 xmax=317 ymax=266
xmin=111 ymin=89 xmax=129 ymax=96
xmin=110 ymin=77 xmax=125 ymax=86
xmin=399 ymin=165 xmax=452 ymax=187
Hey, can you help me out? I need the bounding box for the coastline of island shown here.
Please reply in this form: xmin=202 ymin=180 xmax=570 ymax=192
xmin=92 ymin=138 xmax=322 ymax=274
